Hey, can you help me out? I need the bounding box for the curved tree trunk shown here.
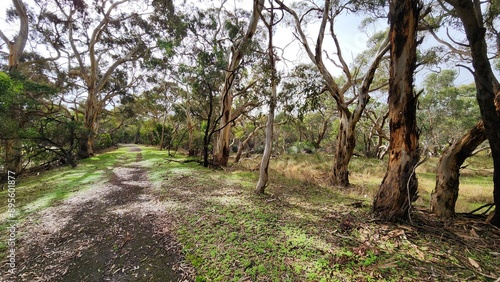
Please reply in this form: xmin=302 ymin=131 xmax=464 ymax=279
xmin=0 ymin=0 xmax=28 ymax=70
xmin=373 ymin=0 xmax=421 ymax=221
xmin=431 ymin=121 xmax=487 ymax=218
xmin=444 ymin=0 xmax=500 ymax=226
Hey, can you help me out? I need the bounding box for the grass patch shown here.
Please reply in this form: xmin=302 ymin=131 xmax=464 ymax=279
xmin=0 ymin=145 xmax=139 ymax=260
xmin=2 ymin=146 xmax=497 ymax=280
xmin=148 ymin=150 xmax=498 ymax=280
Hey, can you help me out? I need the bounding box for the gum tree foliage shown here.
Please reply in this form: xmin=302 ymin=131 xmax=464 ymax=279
xmin=213 ymin=0 xmax=265 ymax=167
xmin=176 ymin=6 xmax=230 ymax=167
xmin=281 ymin=64 xmax=335 ymax=151
xmin=418 ymin=70 xmax=480 ymax=154
xmin=0 ymin=71 xmax=79 ymax=173
xmin=29 ymin=0 xmax=182 ymax=159
xmin=276 ymin=0 xmax=390 ymax=187
xmin=175 ymin=3 xmax=265 ymax=167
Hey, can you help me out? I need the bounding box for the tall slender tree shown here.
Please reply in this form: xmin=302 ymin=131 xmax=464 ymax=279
xmin=255 ymin=0 xmax=279 ymax=194
xmin=214 ymin=0 xmax=265 ymax=166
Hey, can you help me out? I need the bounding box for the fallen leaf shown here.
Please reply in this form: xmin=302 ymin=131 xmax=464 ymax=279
xmin=468 ymin=257 xmax=481 ymax=270
xmin=470 ymin=228 xmax=479 ymax=238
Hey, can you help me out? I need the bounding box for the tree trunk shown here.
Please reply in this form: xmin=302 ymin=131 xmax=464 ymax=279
xmin=214 ymin=88 xmax=233 ymax=165
xmin=234 ymin=140 xmax=245 ymax=163
xmin=331 ymin=111 xmax=355 ymax=186
xmin=186 ymin=108 xmax=195 ymax=156
xmin=255 ymin=0 xmax=276 ymax=194
xmin=1 ymin=0 xmax=28 ymax=175
xmin=444 ymin=0 xmax=500 ymax=226
xmin=79 ymin=90 xmax=100 ymax=158
xmin=373 ymin=0 xmax=420 ymax=221
xmin=4 ymin=139 xmax=22 ymax=174
xmin=214 ymin=0 xmax=265 ymax=166
xmin=160 ymin=114 xmax=167 ymax=151
xmin=431 ymin=121 xmax=487 ymax=218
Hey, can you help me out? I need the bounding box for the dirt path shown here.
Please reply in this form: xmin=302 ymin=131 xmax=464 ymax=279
xmin=4 ymin=145 xmax=188 ymax=282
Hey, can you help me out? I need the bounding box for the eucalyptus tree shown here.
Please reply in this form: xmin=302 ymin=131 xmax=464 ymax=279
xmin=214 ymin=0 xmax=265 ymax=166
xmin=30 ymin=0 xmax=179 ymax=158
xmin=0 ymin=0 xmax=74 ymax=175
xmin=426 ymin=0 xmax=500 ymax=225
xmin=281 ymin=64 xmax=335 ymax=150
xmin=372 ymin=0 xmax=421 ymax=221
xmin=176 ymin=5 xmax=228 ymax=166
xmin=176 ymin=2 xmax=265 ymax=166
xmin=418 ymin=71 xmax=479 ymax=153
xmin=0 ymin=0 xmax=30 ymax=175
xmin=275 ymin=0 xmax=390 ymax=187
xmin=255 ymin=0 xmax=281 ymax=194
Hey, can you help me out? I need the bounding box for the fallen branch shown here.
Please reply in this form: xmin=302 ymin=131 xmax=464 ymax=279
xmin=468 ymin=203 xmax=495 ymax=215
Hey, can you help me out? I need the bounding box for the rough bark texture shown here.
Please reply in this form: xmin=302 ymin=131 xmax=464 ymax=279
xmin=444 ymin=0 xmax=500 ymax=226
xmin=331 ymin=112 xmax=355 ymax=187
xmin=214 ymin=0 xmax=265 ymax=166
xmin=373 ymin=0 xmax=420 ymax=221
xmin=431 ymin=121 xmax=487 ymax=218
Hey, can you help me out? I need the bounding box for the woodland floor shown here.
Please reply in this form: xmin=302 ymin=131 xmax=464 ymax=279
xmin=0 ymin=144 xmax=499 ymax=281
xmin=0 ymin=145 xmax=190 ymax=281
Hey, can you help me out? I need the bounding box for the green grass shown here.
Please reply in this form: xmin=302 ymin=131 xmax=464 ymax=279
xmin=238 ymin=153 xmax=493 ymax=214
xmin=1 ymin=146 xmax=497 ymax=280
xmin=0 ymin=146 xmax=138 ymax=260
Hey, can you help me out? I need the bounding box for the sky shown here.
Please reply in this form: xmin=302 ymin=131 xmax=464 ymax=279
xmin=0 ymin=0 xmax=484 ymax=89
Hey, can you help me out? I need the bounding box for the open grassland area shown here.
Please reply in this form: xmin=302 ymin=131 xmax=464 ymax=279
xmin=1 ymin=145 xmax=499 ymax=281
xmin=237 ymin=152 xmax=494 ymax=214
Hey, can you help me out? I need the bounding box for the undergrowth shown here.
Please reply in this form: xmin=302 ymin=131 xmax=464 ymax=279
xmin=1 ymin=145 xmax=497 ymax=280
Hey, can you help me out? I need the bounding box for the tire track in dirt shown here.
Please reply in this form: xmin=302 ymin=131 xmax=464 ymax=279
xmin=2 ymin=144 xmax=188 ymax=282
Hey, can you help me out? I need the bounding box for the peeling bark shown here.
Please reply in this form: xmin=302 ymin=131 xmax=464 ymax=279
xmin=373 ymin=0 xmax=421 ymax=221
xmin=214 ymin=0 xmax=265 ymax=166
